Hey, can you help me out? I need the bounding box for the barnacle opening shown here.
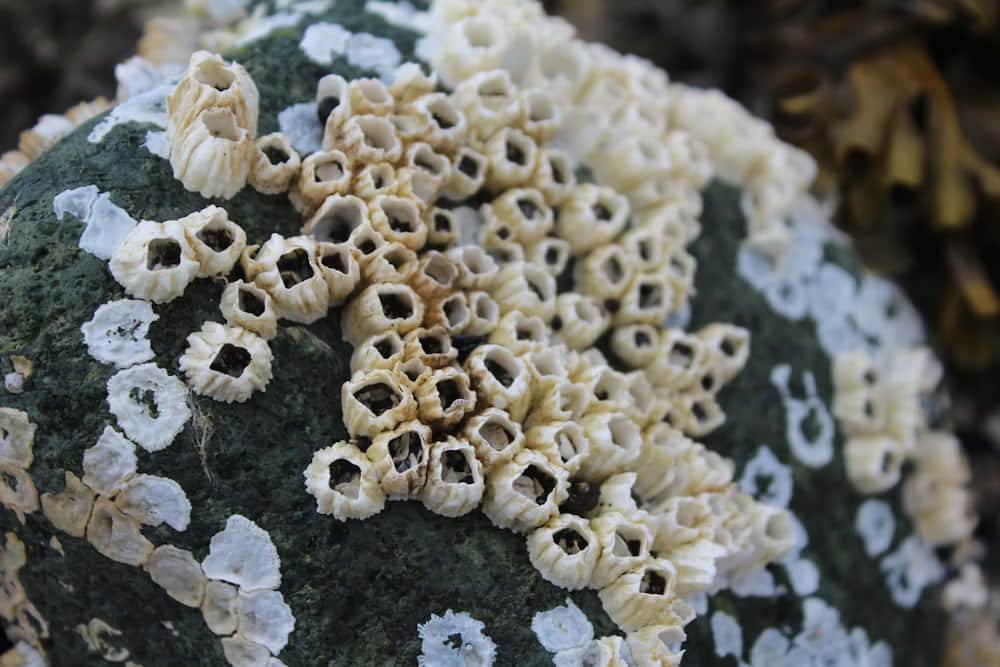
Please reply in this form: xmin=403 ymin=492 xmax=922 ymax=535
xmin=277 ymin=248 xmax=314 ymax=288
xmin=263 ymin=146 xmax=289 ymax=165
xmin=436 ymin=379 xmax=464 ymax=410
xmin=428 ymin=97 xmax=460 ymax=130
xmin=442 ymin=449 xmax=475 ymax=484
xmin=553 ymin=528 xmax=588 ymax=555
xmin=483 ymin=349 xmax=517 ymax=387
xmin=389 ymin=431 xmax=425 ymax=473
xmin=315 ymin=155 xmax=347 ymax=183
xmin=640 ymin=569 xmax=668 ymax=596
xmin=354 ymin=382 xmax=401 ymax=416
xmin=378 ymin=290 xmax=415 ymax=319
xmin=358 ymin=116 xmax=399 ymax=152
xmin=514 ymin=465 xmax=556 ymax=505
xmin=613 ymin=529 xmax=645 ymax=558
xmin=380 ymin=199 xmax=419 ymax=234
xmin=210 ymin=344 xmax=251 ymax=377
xmin=194 ymin=61 xmax=235 ymax=91
xmin=442 ymin=295 xmax=469 ymax=328
xmin=374 ymin=334 xmax=402 ymax=359
xmin=479 ymin=419 xmax=515 ymax=451
xmin=237 ymin=287 xmax=265 ymax=316
xmin=317 ymin=96 xmax=341 ymax=124
xmin=320 ymin=246 xmax=351 ymax=274
xmin=312 ymin=199 xmax=366 ymax=243
xmin=146 ymin=239 xmax=182 ymax=270
xmin=196 ymin=223 xmax=234 ymax=253
xmin=329 ymin=459 xmax=362 ymax=498
xmin=422 ymin=253 xmax=457 ymax=287
xmin=202 ymin=110 xmax=241 ymax=142
xmin=457 ymin=152 xmax=482 ymax=177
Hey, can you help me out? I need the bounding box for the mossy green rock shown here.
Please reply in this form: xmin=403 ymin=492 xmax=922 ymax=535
xmin=0 ymin=1 xmax=949 ymax=664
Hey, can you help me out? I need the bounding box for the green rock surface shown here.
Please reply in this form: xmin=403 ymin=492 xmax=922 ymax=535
xmin=0 ymin=1 xmax=948 ymax=664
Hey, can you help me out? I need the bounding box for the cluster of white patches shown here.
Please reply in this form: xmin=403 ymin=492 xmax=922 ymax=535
xmin=417 ymin=609 xmax=496 ymax=667
xmin=300 ymin=22 xmax=402 ymax=78
xmin=53 ymin=185 xmax=138 ymax=260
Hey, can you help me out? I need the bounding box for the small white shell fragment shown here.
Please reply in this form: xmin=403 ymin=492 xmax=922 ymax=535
xmin=222 ymin=636 xmax=271 ymax=667
xmin=237 ymin=589 xmax=295 ymax=653
xmin=82 ymin=426 xmax=138 ymax=496
xmin=3 ymin=373 xmax=23 ymax=394
xmin=80 ymin=299 xmax=159 ymax=368
xmin=179 ymin=322 xmax=274 ymax=403
xmin=145 ymin=545 xmax=205 ymax=607
xmin=531 ymin=599 xmax=594 ymax=653
xmin=201 ymin=580 xmax=240 ymax=635
xmin=86 ymin=498 xmax=155 ymax=567
xmin=115 ymin=474 xmax=192 ymax=531
xmin=109 ymin=219 xmax=201 ymax=303
xmin=40 ymin=471 xmax=94 ymax=538
xmin=202 ymin=514 xmax=281 ymax=592
xmin=53 ymin=184 xmax=99 ymax=222
xmin=417 ymin=609 xmax=496 ymax=667
xmin=77 ymin=192 xmax=140 ymax=260
xmin=107 ymin=363 xmax=191 ymax=452
xmin=0 ymin=408 xmax=36 ymax=468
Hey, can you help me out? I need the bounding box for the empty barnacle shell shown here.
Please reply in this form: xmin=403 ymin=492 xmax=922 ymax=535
xmin=484 ymin=127 xmax=539 ymax=190
xmin=465 ymin=343 xmax=533 ymax=422
xmin=578 ymin=244 xmax=635 ymax=300
xmin=465 ymin=292 xmax=501 ymax=336
xmin=179 ymin=322 xmax=273 ymax=403
xmin=621 ymin=225 xmax=667 ymax=274
xmin=86 ymin=497 xmax=155 ymax=567
xmin=626 ymin=625 xmax=686 ymax=667
xmin=448 ymin=246 xmax=499 ymax=291
xmin=352 ymin=331 xmax=405 ymax=374
xmin=425 ymin=292 xmax=472 ymax=334
xmin=414 ymin=366 xmax=476 ymax=428
xmin=106 ymin=363 xmax=191 ymax=453
xmin=648 ymin=494 xmax=718 ymax=551
xmin=553 ymin=293 xmax=609 ymax=350
xmin=647 ymin=330 xmax=709 ymax=390
xmin=317 ymin=73 xmax=352 ymax=141
xmin=388 ymin=63 xmax=438 ymax=105
xmin=40 ymin=471 xmax=94 ymax=538
xmin=421 ymin=437 xmax=485 ymax=517
xmin=485 ymin=188 xmax=553 ymax=245
xmin=349 ymin=77 xmax=395 ymax=116
xmin=589 ymin=512 xmax=656 ymax=591
xmin=488 ymin=311 xmax=549 ymax=354
xmin=615 ymin=270 xmax=673 ymax=327
xmin=492 ymin=262 xmax=557 ymax=322
xmin=179 ymin=205 xmax=247 ymax=278
xmin=411 ymin=251 xmax=459 ymax=301
xmin=342 ymin=283 xmax=424 ymax=345
xmin=483 ymin=448 xmax=569 ymax=533
xmin=525 ymin=421 xmax=590 ymax=476
xmin=402 ymin=142 xmax=451 ymax=194
xmin=453 ymin=70 xmax=521 ymax=142
xmin=598 ymin=559 xmax=680 ymax=632
xmin=337 ymin=114 xmax=403 ymax=163
xmin=527 ymin=513 xmax=601 ymax=590
xmin=249 ymin=132 xmax=301 ymax=196
xmin=388 ymin=109 xmax=433 ymax=145
xmin=291 ymin=149 xmax=353 ymax=216
xmin=576 ymin=412 xmax=642 ymax=482
xmin=610 ymin=325 xmax=659 ymax=369
xmin=144 ymin=545 xmax=205 ymax=608
xmin=395 ymin=357 xmax=430 ymax=391
xmin=361 ymin=242 xmax=419 ymax=285
xmin=408 ymin=92 xmax=467 ymax=153
xmin=110 ymin=220 xmax=200 ymax=304
xmin=462 ymin=408 xmax=524 ymax=470
xmin=167 ymin=51 xmax=259 ymax=139
xmin=524 ymin=237 xmax=571 ymax=277
xmin=403 ymin=326 xmax=458 ymax=369
xmin=844 ymin=434 xmax=906 ymax=494
xmin=523 ymin=378 xmax=590 ymax=430
xmin=250 ymin=234 xmax=330 ymax=323
xmin=353 ymin=162 xmax=399 ymax=202
xmin=554 ymin=184 xmax=630 ymax=255
xmin=304 ymin=441 xmax=386 ymax=520
xmin=425 ymin=208 xmax=459 ymax=249
xmin=370 ymin=195 xmax=428 ymax=250
xmin=367 ymin=420 xmax=432 ymax=499
xmin=519 ymin=88 xmax=561 ymax=143
xmin=315 ymin=241 xmax=361 ymax=304
xmin=532 ymin=147 xmax=576 ymax=206
xmin=341 ymin=369 xmax=417 ymax=438
xmin=443 ymin=146 xmax=488 ymax=200
xmin=676 ymin=389 xmax=726 ymax=437
xmin=170 ymin=106 xmax=255 ymax=200
xmin=304 ymin=194 xmax=371 ymax=245
xmin=220 ymin=280 xmax=278 ymax=340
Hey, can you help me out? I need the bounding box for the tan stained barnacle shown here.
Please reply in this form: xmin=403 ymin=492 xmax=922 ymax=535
xmin=0 ymin=464 xmax=38 ymax=523
xmin=179 ymin=206 xmax=247 ymax=278
xmin=409 ymin=93 xmax=467 ymax=153
xmin=144 ymin=545 xmax=205 ymax=608
xmin=290 ymin=149 xmax=353 ymax=216
xmin=82 ymin=426 xmax=137 ymax=496
xmin=370 ymin=195 xmax=428 ymax=251
xmin=249 ymin=234 xmax=331 ymax=323
xmin=86 ymin=498 xmax=155 ymax=567
xmin=526 ymin=513 xmax=600 ymax=590
xmin=340 ymin=369 xmax=417 ymax=438
xmin=484 ymin=127 xmax=539 ymax=190
xmin=167 ymin=51 xmax=259 ymax=139
xmin=462 ymin=408 xmax=524 ymax=470
xmin=523 ymin=378 xmax=590 ymax=430
xmin=402 ymin=142 xmax=452 ymax=197
xmin=0 ymin=408 xmax=36 ymax=469
xmin=348 ymin=77 xmax=395 ymax=116
xmin=338 ymin=114 xmax=403 ymax=164
xmin=201 ymin=580 xmax=240 ymax=635
xmin=598 ymin=559 xmax=681 ymax=632
xmin=464 ymin=291 xmax=501 ymax=336
xmin=316 ymin=241 xmax=362 ymax=305
xmin=352 ymin=331 xmax=405 ymax=374
xmin=342 ymin=283 xmax=424 ymax=345
xmin=421 ymin=437 xmax=484 ymax=517
xmin=179 ymin=322 xmax=273 ymax=403
xmin=41 ymin=471 xmax=94 ymax=538
xmin=590 ymin=512 xmax=655 ymax=589
xmin=410 ymin=251 xmax=459 ymax=301
xmin=170 ymin=106 xmax=255 ymax=200
xmin=353 ymin=162 xmax=399 ymax=203
xmin=425 ymin=208 xmax=459 ymax=249
xmin=552 ymin=293 xmax=609 ymax=350
xmin=626 ymin=625 xmax=686 ymax=667
xmin=554 ymin=184 xmax=630 ymax=256
xmin=610 ymin=325 xmax=659 ymax=369
xmin=220 ymin=280 xmax=279 ymax=340
xmin=304 ymin=441 xmax=385 ymax=520
xmin=647 ymin=329 xmax=709 ymax=390
xmin=575 ymin=412 xmax=642 ymax=482
xmin=425 ymin=292 xmax=471 ymax=333
xmin=578 ymin=244 xmax=635 ymax=301
xmin=359 ymin=242 xmax=418 ymax=286
xmin=524 ymin=421 xmax=590 ymax=476
xmin=388 ymin=109 xmax=433 ymax=145
xmin=414 ymin=367 xmax=476 ymax=428
xmin=317 ymin=73 xmax=352 ymax=141
xmin=248 ymin=132 xmax=301 ymax=195
xmin=492 ymin=262 xmax=557 ymax=322
xmin=109 ymin=220 xmax=200 ymax=304
xmin=443 ymin=146 xmax=487 ymax=200
xmin=403 ymin=326 xmax=458 ymax=369
xmin=465 ymin=343 xmax=532 ymax=422
xmin=368 ymin=420 xmax=432 ymax=499
xmin=483 ymin=449 xmax=569 ymax=533
xmin=448 ymin=246 xmax=499 ymax=291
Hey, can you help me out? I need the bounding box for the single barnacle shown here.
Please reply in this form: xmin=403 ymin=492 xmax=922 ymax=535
xmin=144 ymin=545 xmax=205 ymax=608
xmin=82 ymin=426 xmax=137 ymax=496
xmin=179 ymin=322 xmax=273 ymax=403
xmin=421 ymin=437 xmax=485 ymax=517
xmin=590 ymin=512 xmax=655 ymax=589
xmin=0 ymin=464 xmax=38 ymax=523
xmin=317 ymin=73 xmax=352 ymax=141
xmin=525 ymin=237 xmax=571 ymax=277
xmin=626 ymin=626 xmax=686 ymax=667
xmin=361 ymin=242 xmax=419 ymax=285
xmin=554 ymin=184 xmax=629 ymax=255
xmin=553 ymin=294 xmax=609 ymax=350
xmin=676 ymin=389 xmax=725 ymax=437
xmin=109 ymin=220 xmax=200 ymax=304
xmin=598 ymin=559 xmax=681 ymax=632
xmin=248 ymin=132 xmax=301 ymax=195
xmin=220 ymin=280 xmax=278 ymax=340
xmin=349 ymin=78 xmax=395 ymax=116
xmin=621 ymin=225 xmax=668 ymax=274
xmin=443 ymin=146 xmax=488 ymax=200
xmin=532 ymin=147 xmax=576 ymax=206
xmin=519 ymin=88 xmax=561 ymax=143
xmin=448 ymin=246 xmax=499 ymax=291
xmin=662 ymin=246 xmax=697 ymax=313
xmin=844 ymin=435 xmax=905 ymax=494
xmin=370 ymin=195 xmax=428 ymax=251
xmin=492 ymin=262 xmax=557 ymax=322
xmin=484 ymin=127 xmax=538 ymax=190
xmin=696 ymin=324 xmax=750 ymax=388
xmin=40 ymin=471 xmax=94 ymax=538
xmin=169 ymin=107 xmax=254 ymax=200
xmin=403 ymin=326 xmax=458 ymax=369
xmin=524 ymin=379 xmax=590 ymax=430
xmin=106 ymin=363 xmax=191 ymax=452
xmin=411 ymin=251 xmax=459 ymax=301
xmin=527 ymin=513 xmax=601 ymax=590
xmin=341 ymin=369 xmax=417 ymax=438
xmin=437 ymin=16 xmax=509 ymax=85
xmin=647 ymin=330 xmax=709 ymax=390
xmin=408 ymin=92 xmax=467 ymax=153
xmin=610 ymin=325 xmax=659 ymax=369
xmin=465 ymin=292 xmax=501 ymax=336
xmin=352 ymin=331 xmax=405 ymax=374
xmin=425 ymin=208 xmax=459 ymax=249
xmin=453 ymin=70 xmax=521 ymax=142
xmin=167 ymin=51 xmax=259 ymax=139
xmin=291 ymin=149 xmax=353 ymax=216
xmin=489 ymin=311 xmax=549 ymax=354
xmin=578 ymin=244 xmax=635 ymax=300
xmin=367 ymin=421 xmax=432 ymax=499
xmin=401 ymin=142 xmax=451 ymax=200
xmin=576 ymin=412 xmax=642 ymax=481
xmin=304 ymin=441 xmax=386 ymax=520
xmin=342 ymin=283 xmax=424 ymax=345
xmin=250 ymin=234 xmax=331 ymax=323
xmin=484 ymin=188 xmax=553 ymax=245
xmin=304 ymin=194 xmax=370 ymax=245
xmin=414 ymin=366 xmax=476 ymax=428
xmin=483 ymin=449 xmax=569 ymax=533
xmin=337 ymin=114 xmax=403 ymax=163
xmin=525 ymin=421 xmax=590 ymax=476
xmin=178 ymin=206 xmax=247 ymax=278
xmin=615 ymin=270 xmax=673 ymax=327
xmin=427 ymin=293 xmax=472 ymax=334
xmin=353 ymin=162 xmax=399 ymax=202
xmin=462 ymin=408 xmax=524 ymax=470
xmin=316 ymin=242 xmax=361 ymax=305
xmin=388 ymin=63 xmax=438 ymax=106
xmin=465 ymin=343 xmax=533 ymax=421
xmin=86 ymin=498 xmax=155 ymax=567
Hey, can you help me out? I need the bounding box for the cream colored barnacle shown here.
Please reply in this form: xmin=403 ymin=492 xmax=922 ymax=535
xmin=167 ymin=51 xmax=259 ymax=140
xmin=291 ymin=149 xmax=353 ymax=216
xmin=220 ymin=280 xmax=279 ymax=340
xmin=598 ymin=559 xmax=682 ymax=632
xmin=249 ymin=133 xmax=301 ymax=196
xmin=421 ymin=437 xmax=484 ymax=517
xmin=367 ymin=421 xmax=432 ymax=500
xmin=482 ymin=449 xmax=569 ymax=533
xmin=462 ymin=408 xmax=524 ymax=470
xmin=248 ymin=234 xmax=331 ymax=324
xmin=109 ymin=220 xmax=200 ymax=304
xmin=304 ymin=441 xmax=385 ymax=520
xmin=170 ymin=106 xmax=255 ymax=200
xmin=179 ymin=322 xmax=273 ymax=403
xmin=179 ymin=205 xmax=247 ymax=278
xmin=341 ymin=369 xmax=417 ymax=439
xmin=527 ymin=514 xmax=601 ymax=590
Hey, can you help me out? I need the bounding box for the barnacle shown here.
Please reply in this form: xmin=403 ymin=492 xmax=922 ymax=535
xmin=249 ymin=132 xmax=301 ymax=195
xmin=179 ymin=322 xmax=273 ymax=403
xmin=220 ymin=280 xmax=279 ymax=340
xmin=421 ymin=437 xmax=485 ymax=517
xmin=109 ymin=220 xmax=200 ymax=304
xmin=169 ymin=106 xmax=255 ymax=200
xmin=527 ymin=514 xmax=601 ymax=590
xmin=304 ymin=442 xmax=386 ymax=520
xmin=482 ymin=448 xmax=569 ymax=533
xmin=40 ymin=472 xmax=94 ymax=538
xmin=247 ymin=234 xmax=331 ymax=323
xmin=179 ymin=205 xmax=247 ymax=278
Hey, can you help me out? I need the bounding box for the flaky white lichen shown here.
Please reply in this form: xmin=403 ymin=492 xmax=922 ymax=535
xmin=107 ymin=363 xmax=191 ymax=452
xmin=81 ymin=299 xmax=159 ymax=368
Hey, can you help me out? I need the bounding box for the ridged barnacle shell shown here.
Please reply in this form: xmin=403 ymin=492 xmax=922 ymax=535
xmin=621 ymin=225 xmax=668 ymax=274
xmin=410 ymin=251 xmax=459 ymax=301
xmin=453 ymin=70 xmax=521 ymax=142
xmin=524 ymin=237 xmax=571 ymax=277
xmin=443 ymin=146 xmax=487 ymax=200
xmin=367 ymin=420 xmax=432 ymax=500
xmin=342 ymin=283 xmax=424 ymax=345
xmin=523 ymin=379 xmax=590 ymax=431
xmin=844 ymin=434 xmax=905 ymax=494
xmin=179 ymin=205 xmax=247 ymax=278
xmin=524 ymin=421 xmax=590 ymax=476
xmin=484 ymin=188 xmax=553 ymax=245
xmin=425 ymin=208 xmax=459 ymax=249
xmin=424 ymin=292 xmax=471 ymax=334
xmin=110 ymin=219 xmax=200 ymax=304
xmin=483 ymin=449 xmax=569 ymax=533
xmin=407 ymin=92 xmax=467 ymax=153
xmin=610 ymin=325 xmax=659 ymax=369
xmin=575 ymin=412 xmax=642 ymax=482
xmin=492 ymin=262 xmax=558 ymax=321
xmin=248 ymin=132 xmax=301 ymax=195
xmin=488 ymin=312 xmax=550 ymax=355
xmin=465 ymin=343 xmax=533 ymax=422
xmin=598 ymin=559 xmax=682 ymax=632
xmin=169 ymin=106 xmax=254 ymax=200
xmin=353 ymin=162 xmax=399 ymax=202
xmin=625 ymin=626 xmax=686 ymax=667
xmin=646 ymin=329 xmax=709 ymax=390
xmin=219 ymin=280 xmax=278 ymax=340
xmin=317 ymin=73 xmax=352 ymax=143
xmin=370 ymin=195 xmax=428 ymax=251
xmin=448 ymin=246 xmax=499 ymax=291
xmin=348 ymin=78 xmax=395 ymax=116
xmin=304 ymin=441 xmax=386 ymax=520
xmin=518 ymin=88 xmax=561 ymax=143
xmin=614 ymin=269 xmax=673 ymax=327
xmin=421 ymin=437 xmax=484 ymax=517
xmin=484 ymin=127 xmax=539 ymax=190
xmin=578 ymin=244 xmax=635 ymax=300
xmin=648 ymin=494 xmax=717 ymax=551
xmin=361 ymin=242 xmax=419 ymax=285
xmin=388 ymin=63 xmax=437 ymax=106
xmin=414 ymin=366 xmax=476 ymax=429
xmin=403 ymin=326 xmax=458 ymax=369
xmin=179 ymin=322 xmax=273 ymax=403
xmin=303 ymin=194 xmax=370 ymax=245
xmin=167 ymin=51 xmax=259 ymax=139
xmin=590 ymin=512 xmax=655 ymax=589
xmin=316 ymin=241 xmax=361 ymax=305
xmin=249 ymin=234 xmax=330 ymax=323
xmin=337 ymin=114 xmax=403 ymax=163
xmin=676 ymin=389 xmax=725 ymax=437
xmin=553 ymin=293 xmax=610 ymax=350
xmin=464 ymin=291 xmax=501 ymax=336
xmin=462 ymin=408 xmax=524 ymax=470
xmin=526 ymin=513 xmax=601 ymax=590
xmin=554 ymin=184 xmax=630 ymax=256
xmin=340 ymin=369 xmax=417 ymax=439
xmin=290 ymin=149 xmax=353 ymax=216
xmin=351 ymin=331 xmax=405 ymax=374
xmin=401 ymin=143 xmax=451 ymax=197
